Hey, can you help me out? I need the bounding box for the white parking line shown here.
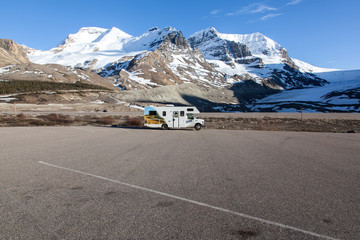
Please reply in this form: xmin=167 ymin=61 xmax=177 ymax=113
xmin=39 ymin=161 xmax=340 ymax=240
xmin=117 ymin=127 xmax=130 ymax=133
xmin=69 ymin=126 xmax=96 ymax=133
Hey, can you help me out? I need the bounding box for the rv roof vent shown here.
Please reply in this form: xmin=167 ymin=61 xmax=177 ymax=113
xmin=166 ymin=104 xmax=175 ymax=107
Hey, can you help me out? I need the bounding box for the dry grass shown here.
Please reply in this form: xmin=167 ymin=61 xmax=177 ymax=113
xmin=121 ymin=116 xmax=144 ymax=127
xmin=203 ymin=117 xmax=360 ymax=133
xmin=38 ymin=114 xmax=74 ymax=125
xmin=96 ymin=116 xmax=115 ymax=125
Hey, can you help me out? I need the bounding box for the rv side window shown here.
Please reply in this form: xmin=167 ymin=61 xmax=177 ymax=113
xmin=187 ymin=108 xmax=194 ymax=112
xmin=162 ymin=111 xmax=166 ymax=116
xmin=180 ymin=111 xmax=184 ymax=117
xmin=149 ymin=111 xmax=157 ymax=116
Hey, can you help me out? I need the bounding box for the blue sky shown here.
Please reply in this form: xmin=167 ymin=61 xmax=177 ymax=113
xmin=1 ymin=0 xmax=359 ymax=70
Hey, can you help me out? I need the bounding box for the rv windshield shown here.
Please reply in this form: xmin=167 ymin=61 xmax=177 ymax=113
xmin=187 ymin=114 xmax=196 ymax=120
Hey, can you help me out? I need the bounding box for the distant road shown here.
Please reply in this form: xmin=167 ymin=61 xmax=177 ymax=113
xmin=1 ymin=127 xmax=359 ymax=239
xmin=198 ymin=112 xmax=360 ymax=120
xmin=2 ymin=110 xmax=360 ymax=120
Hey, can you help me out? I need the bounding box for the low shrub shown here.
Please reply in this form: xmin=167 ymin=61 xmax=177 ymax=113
xmin=17 ymin=113 xmax=26 ymax=119
xmin=96 ymin=116 xmax=115 ymax=125
xmin=38 ymin=114 xmax=74 ymax=125
xmin=123 ymin=116 xmax=143 ymax=127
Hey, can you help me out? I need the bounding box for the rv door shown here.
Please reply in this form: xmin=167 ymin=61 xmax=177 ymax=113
xmin=173 ymin=111 xmax=179 ymax=128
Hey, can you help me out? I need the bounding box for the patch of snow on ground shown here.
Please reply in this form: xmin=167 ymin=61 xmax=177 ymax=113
xmin=77 ymin=73 xmax=91 ymax=81
xmin=129 ymin=104 xmax=144 ymax=110
xmin=91 ymin=100 xmax=105 ymax=104
xmin=0 ymin=65 xmax=14 ymax=74
xmin=0 ymin=94 xmax=17 ymax=102
xmin=128 ymin=71 xmax=159 ymax=86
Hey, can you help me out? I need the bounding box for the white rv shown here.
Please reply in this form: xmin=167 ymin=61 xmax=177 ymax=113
xmin=144 ymin=105 xmax=205 ymax=130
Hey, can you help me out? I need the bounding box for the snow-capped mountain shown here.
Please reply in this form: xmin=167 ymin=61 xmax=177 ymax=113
xmin=188 ymin=27 xmax=326 ymax=89
xmin=27 ymin=27 xmax=192 ymax=70
xmin=27 ymin=27 xmax=232 ymax=89
xmin=188 ymin=27 xmax=284 ymax=63
xmin=23 ymin=26 xmax=360 ymax=112
xmin=27 ymin=27 xmax=133 ymax=69
xmin=26 ymin=26 xmax=325 ymax=90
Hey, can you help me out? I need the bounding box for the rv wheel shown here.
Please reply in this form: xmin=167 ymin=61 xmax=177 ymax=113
xmin=161 ymin=124 xmax=169 ymax=130
xmin=195 ymin=124 xmax=201 ymax=131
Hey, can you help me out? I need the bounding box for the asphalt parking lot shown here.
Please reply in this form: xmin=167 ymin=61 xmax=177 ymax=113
xmin=0 ymin=127 xmax=359 ymax=239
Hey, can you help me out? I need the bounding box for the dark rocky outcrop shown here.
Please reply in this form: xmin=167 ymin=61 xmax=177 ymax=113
xmin=162 ymin=31 xmax=188 ymax=49
xmin=188 ymin=29 xmax=252 ymax=63
xmin=270 ymin=64 xmax=328 ymax=89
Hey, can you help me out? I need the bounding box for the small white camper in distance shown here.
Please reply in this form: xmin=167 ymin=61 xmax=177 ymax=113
xmin=144 ymin=105 xmax=205 ymax=130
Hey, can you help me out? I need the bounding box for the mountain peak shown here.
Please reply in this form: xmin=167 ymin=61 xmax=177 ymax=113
xmin=190 ymin=27 xmax=220 ymax=40
xmin=59 ymin=27 xmax=132 ymax=47
xmin=189 ymin=28 xmax=285 ymax=59
xmin=205 ymin=27 xmax=218 ymax=33
xmin=95 ymin=27 xmax=132 ymax=43
xmin=107 ymin=27 xmax=132 ymax=38
xmin=59 ymin=27 xmax=108 ymax=46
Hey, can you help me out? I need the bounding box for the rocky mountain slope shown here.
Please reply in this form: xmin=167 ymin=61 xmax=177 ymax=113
xmin=0 ymin=39 xmax=119 ymax=91
xmin=0 ymin=39 xmax=30 ymax=67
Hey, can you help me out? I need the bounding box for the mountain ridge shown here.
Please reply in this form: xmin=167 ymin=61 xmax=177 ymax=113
xmin=5 ymin=26 xmax=360 ymax=112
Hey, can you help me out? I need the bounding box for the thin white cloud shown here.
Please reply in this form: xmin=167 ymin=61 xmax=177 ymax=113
xmin=227 ymin=3 xmax=277 ymax=16
xmin=259 ymin=13 xmax=282 ymax=21
xmin=210 ymin=9 xmax=222 ymax=15
xmin=287 ymin=0 xmax=302 ymax=5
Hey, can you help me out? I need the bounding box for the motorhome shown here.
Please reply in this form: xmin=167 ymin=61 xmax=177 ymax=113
xmin=144 ymin=105 xmax=205 ymax=130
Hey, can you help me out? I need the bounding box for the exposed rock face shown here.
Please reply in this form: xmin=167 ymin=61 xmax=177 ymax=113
xmin=188 ymin=28 xmax=252 ymax=63
xmin=227 ymin=41 xmax=252 ymax=59
xmin=271 ymin=64 xmax=327 ymax=89
xmin=0 ymin=39 xmax=30 ymax=67
xmin=162 ymin=31 xmax=188 ymax=49
xmin=126 ymin=50 xmax=184 ymax=87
